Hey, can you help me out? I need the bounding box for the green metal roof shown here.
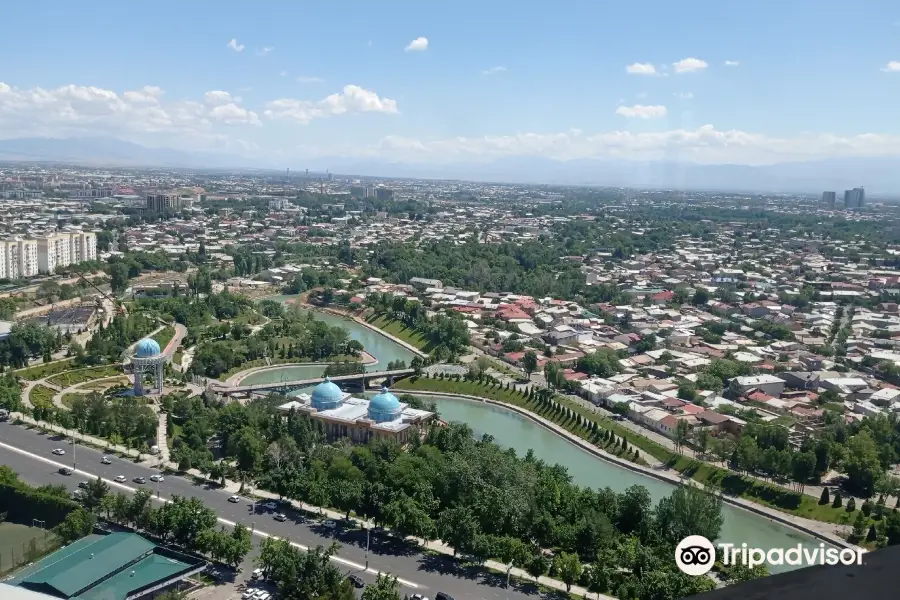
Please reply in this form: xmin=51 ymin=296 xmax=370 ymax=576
xmin=76 ymin=553 xmax=190 ymax=600
xmin=22 ymin=533 xmax=156 ymax=598
xmin=5 ymin=535 xmax=104 ymax=587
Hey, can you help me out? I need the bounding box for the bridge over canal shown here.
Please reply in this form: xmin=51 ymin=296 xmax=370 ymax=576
xmin=210 ymin=368 xmax=415 ymax=396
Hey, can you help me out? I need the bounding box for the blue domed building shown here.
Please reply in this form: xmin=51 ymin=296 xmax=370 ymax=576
xmin=280 ymin=379 xmax=434 ymax=445
xmin=130 ymin=337 xmax=166 ymax=396
xmin=368 ymin=387 xmax=402 ymax=423
xmin=310 ymin=377 xmax=347 ymax=411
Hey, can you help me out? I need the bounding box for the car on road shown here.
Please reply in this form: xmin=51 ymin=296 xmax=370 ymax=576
xmin=322 ymin=519 xmax=337 ymax=529
xmin=250 ymin=568 xmax=264 ymax=581
xmin=435 ymin=593 xmax=455 ymax=600
xmin=114 ymin=475 xmax=126 ymax=483
xmin=149 ymin=474 xmax=164 ymax=482
xmin=262 ymin=501 xmax=277 ymax=510
xmin=52 ymin=448 xmax=66 ymax=455
xmin=273 ymin=513 xmax=287 ymax=522
xmin=71 ymin=490 xmax=84 ymax=501
xmin=58 ymin=467 xmax=73 ymax=476
xmin=228 ymin=495 xmax=241 ymax=503
xmin=78 ymin=481 xmax=89 ymax=489
xmin=411 ymin=595 xmax=429 ymax=600
xmin=347 ymin=574 xmax=365 ymax=588
xmin=133 ymin=476 xmax=147 ymax=484
xmin=101 ymin=456 xmax=112 ymax=464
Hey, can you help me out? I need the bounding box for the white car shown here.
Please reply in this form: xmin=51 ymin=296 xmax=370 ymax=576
xmin=322 ymin=520 xmax=337 ymax=529
xmin=228 ymin=495 xmax=241 ymax=503
xmin=250 ymin=568 xmax=264 ymax=580
xmin=101 ymin=456 xmax=112 ymax=464
xmin=254 ymin=591 xmax=270 ymax=600
xmin=52 ymin=448 xmax=66 ymax=456
xmin=262 ymin=501 xmax=277 ymax=510
xmin=274 ymin=513 xmax=287 ymax=522
xmin=114 ymin=475 xmax=126 ymax=483
xmin=149 ymin=474 xmax=164 ymax=482
xmin=411 ymin=595 xmax=429 ymax=600
xmin=241 ymin=589 xmax=257 ymax=600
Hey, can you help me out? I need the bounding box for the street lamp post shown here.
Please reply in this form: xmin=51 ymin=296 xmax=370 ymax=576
xmin=72 ymin=431 xmax=77 ymax=471
xmin=364 ymin=524 xmax=371 ymax=570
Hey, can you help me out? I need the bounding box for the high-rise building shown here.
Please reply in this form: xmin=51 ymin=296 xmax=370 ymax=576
xmin=843 ymin=187 xmax=866 ymax=209
xmin=349 ymin=186 xmax=366 ymax=199
xmin=146 ymin=193 xmax=189 ymax=212
xmin=375 ymin=187 xmax=394 ymax=201
xmin=1 ymin=238 xmax=38 ymax=279
xmin=821 ymin=191 xmax=836 ymax=208
xmin=35 ymin=232 xmax=97 ymax=274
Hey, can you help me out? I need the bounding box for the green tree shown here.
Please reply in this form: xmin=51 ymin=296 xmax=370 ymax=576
xmin=552 ymin=552 xmax=582 ymax=593
xmin=437 ymin=506 xmax=479 ymax=556
xmin=361 ymin=573 xmax=401 ymax=600
xmin=655 ymin=484 xmax=724 ymax=542
xmin=495 ymin=536 xmax=530 ymax=587
xmin=54 ymin=508 xmax=95 ymax=544
xmin=522 ymin=350 xmax=538 ymax=378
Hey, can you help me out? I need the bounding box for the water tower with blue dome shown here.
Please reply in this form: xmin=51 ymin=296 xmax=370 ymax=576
xmin=368 ymin=386 xmax=402 ymax=423
xmin=130 ymin=337 xmax=165 ymax=396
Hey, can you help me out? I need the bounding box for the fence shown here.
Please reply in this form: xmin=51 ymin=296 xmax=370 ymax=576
xmin=0 ymin=529 xmax=59 ymax=576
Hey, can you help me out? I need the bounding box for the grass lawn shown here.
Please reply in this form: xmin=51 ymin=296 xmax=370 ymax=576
xmin=173 ymin=351 xmax=183 ymax=366
xmin=47 ymin=365 xmax=123 ymax=388
xmin=152 ymin=326 xmax=176 ymax=351
xmin=15 ymin=358 xmax=76 ymax=381
xmin=396 ymin=376 xmax=857 ymax=527
xmin=61 ymin=392 xmax=88 ymax=409
xmin=29 ymin=385 xmax=57 ymax=409
xmin=366 ymin=314 xmax=432 ymax=352
xmin=0 ymin=522 xmax=58 ymax=576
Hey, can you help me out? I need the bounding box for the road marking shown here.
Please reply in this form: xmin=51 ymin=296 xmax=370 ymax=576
xmin=0 ymin=439 xmax=421 ymax=589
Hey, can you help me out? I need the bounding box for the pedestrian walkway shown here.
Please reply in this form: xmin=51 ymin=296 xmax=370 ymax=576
xmin=6 ymin=411 xmax=599 ymax=598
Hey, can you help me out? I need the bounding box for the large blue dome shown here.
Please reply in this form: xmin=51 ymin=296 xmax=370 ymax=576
xmin=311 ymin=377 xmax=344 ymax=410
xmin=134 ymin=338 xmax=161 ymax=358
xmin=368 ymin=386 xmax=402 ymax=423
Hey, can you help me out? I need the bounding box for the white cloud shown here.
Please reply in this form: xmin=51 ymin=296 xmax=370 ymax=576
xmin=321 ymin=125 xmax=900 ymax=166
xmin=881 ymin=61 xmax=900 ymax=72
xmin=404 ymin=37 xmax=428 ymax=52
xmin=724 ymin=60 xmax=740 ymax=67
xmin=481 ymin=66 xmax=507 ymax=76
xmin=227 ymin=38 xmax=245 ymax=52
xmin=0 ymin=81 xmax=263 ymax=143
xmin=673 ymin=57 xmax=708 ymax=73
xmin=674 ymin=92 xmax=693 ymax=99
xmin=257 ymin=46 xmax=274 ymax=56
xmin=615 ymin=104 xmax=667 ymax=119
xmin=626 ymin=62 xmax=658 ymax=76
xmin=264 ymin=84 xmax=399 ymax=124
xmin=296 ymin=76 xmax=324 ymax=84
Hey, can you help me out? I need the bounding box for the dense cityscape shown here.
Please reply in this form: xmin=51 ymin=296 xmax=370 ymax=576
xmin=0 ymin=160 xmax=898 ymax=600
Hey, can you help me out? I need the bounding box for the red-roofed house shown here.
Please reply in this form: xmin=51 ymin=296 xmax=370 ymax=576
xmin=651 ymin=290 xmax=675 ymax=304
xmin=680 ymin=403 xmax=705 ymax=415
xmin=498 ymin=304 xmax=531 ymax=321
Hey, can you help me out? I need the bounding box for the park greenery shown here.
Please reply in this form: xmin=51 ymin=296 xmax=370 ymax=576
xmin=166 ymin=390 xmax=731 ymax=598
xmin=364 ymin=292 xmax=471 ymax=361
xmin=0 ymin=323 xmax=64 ymax=369
xmin=188 ymin=302 xmax=360 ymax=379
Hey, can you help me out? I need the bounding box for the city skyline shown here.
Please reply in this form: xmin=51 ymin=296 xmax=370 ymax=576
xmin=1 ymin=1 xmax=899 ymax=168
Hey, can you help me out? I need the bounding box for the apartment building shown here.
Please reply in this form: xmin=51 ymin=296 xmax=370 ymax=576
xmin=146 ymin=193 xmax=191 ymax=212
xmin=35 ymin=232 xmax=97 ymax=273
xmin=0 ymin=238 xmax=39 ymax=279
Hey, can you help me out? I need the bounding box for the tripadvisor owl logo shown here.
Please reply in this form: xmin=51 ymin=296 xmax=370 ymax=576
xmin=675 ymin=535 xmax=865 ymax=576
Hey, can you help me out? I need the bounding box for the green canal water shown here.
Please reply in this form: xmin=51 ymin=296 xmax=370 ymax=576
xmin=251 ymin=295 xmax=830 ymax=571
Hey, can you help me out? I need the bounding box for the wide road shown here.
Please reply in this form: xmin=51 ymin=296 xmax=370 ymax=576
xmin=0 ymin=422 xmax=560 ymax=600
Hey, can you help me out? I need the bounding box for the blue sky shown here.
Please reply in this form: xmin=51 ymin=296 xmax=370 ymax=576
xmin=1 ymin=0 xmax=899 ymax=165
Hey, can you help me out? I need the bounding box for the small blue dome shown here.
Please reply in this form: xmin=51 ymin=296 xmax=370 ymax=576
xmin=311 ymin=377 xmax=344 ymax=410
xmin=134 ymin=338 xmax=161 ymax=358
xmin=368 ymin=386 xmax=402 ymax=423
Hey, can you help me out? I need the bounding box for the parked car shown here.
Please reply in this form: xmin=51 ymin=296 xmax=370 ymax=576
xmin=411 ymin=595 xmax=429 ymax=600
xmin=436 ymin=593 xmax=455 ymax=600
xmin=100 ymin=456 xmax=112 ymax=464
xmin=262 ymin=501 xmax=278 ymax=511
xmin=78 ymin=481 xmax=89 ymax=489
xmin=52 ymin=448 xmax=66 ymax=456
xmin=322 ymin=520 xmax=337 ymax=529
xmin=58 ymin=467 xmax=73 ymax=476
xmin=149 ymin=474 xmax=164 ymax=482
xmin=133 ymin=477 xmax=147 ymax=484
xmin=241 ymin=588 xmax=257 ymax=599
xmin=273 ymin=513 xmax=287 ymax=522
xmin=347 ymin=574 xmax=365 ymax=588
xmin=250 ymin=568 xmax=264 ymax=581
xmin=71 ymin=490 xmax=84 ymax=500
xmin=114 ymin=475 xmax=127 ymax=483
xmin=228 ymin=495 xmax=241 ymax=503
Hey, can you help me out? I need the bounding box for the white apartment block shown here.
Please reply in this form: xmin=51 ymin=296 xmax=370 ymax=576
xmin=0 ymin=238 xmax=39 ymax=279
xmin=35 ymin=232 xmax=97 ymax=274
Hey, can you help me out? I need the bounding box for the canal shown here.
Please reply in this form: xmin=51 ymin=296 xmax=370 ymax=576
xmin=254 ymin=295 xmax=829 ymax=571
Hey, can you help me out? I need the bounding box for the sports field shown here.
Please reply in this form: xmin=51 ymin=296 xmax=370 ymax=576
xmin=0 ymin=522 xmax=56 ymax=575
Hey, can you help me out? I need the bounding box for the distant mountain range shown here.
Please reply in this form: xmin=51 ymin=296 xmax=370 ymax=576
xmin=1 ymin=136 xmax=898 ymax=196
